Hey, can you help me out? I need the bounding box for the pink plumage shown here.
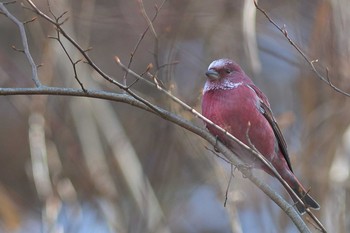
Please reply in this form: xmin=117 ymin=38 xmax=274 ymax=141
xmin=202 ymin=58 xmax=319 ymax=214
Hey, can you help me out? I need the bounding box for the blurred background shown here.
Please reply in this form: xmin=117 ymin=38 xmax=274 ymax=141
xmin=0 ymin=0 xmax=349 ymax=232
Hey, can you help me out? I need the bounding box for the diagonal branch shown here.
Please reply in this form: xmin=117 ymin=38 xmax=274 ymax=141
xmin=254 ymin=0 xmax=350 ymax=98
xmin=137 ymin=0 xmax=163 ymax=70
xmin=48 ymin=32 xmax=86 ymax=92
xmin=138 ymin=0 xmax=158 ymax=39
xmin=123 ymin=0 xmax=166 ymax=87
xmin=0 ymin=2 xmax=42 ymax=87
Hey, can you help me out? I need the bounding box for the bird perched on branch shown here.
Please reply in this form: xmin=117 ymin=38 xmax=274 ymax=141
xmin=201 ymin=58 xmax=319 ymax=214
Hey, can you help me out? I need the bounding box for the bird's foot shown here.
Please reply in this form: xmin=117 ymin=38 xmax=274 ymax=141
xmin=236 ymin=163 xmax=253 ymax=178
xmin=214 ymin=135 xmax=220 ymax=152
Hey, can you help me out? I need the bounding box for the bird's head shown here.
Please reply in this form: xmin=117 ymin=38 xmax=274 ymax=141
xmin=205 ymin=58 xmax=243 ymax=81
xmin=204 ymin=59 xmax=251 ymax=92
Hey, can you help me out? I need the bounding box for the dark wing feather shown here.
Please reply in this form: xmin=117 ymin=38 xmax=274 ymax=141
xmin=248 ymin=84 xmax=293 ymax=172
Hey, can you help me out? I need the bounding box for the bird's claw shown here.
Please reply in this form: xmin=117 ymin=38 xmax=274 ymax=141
xmin=214 ymin=135 xmax=220 ymax=152
xmin=236 ymin=163 xmax=253 ymax=178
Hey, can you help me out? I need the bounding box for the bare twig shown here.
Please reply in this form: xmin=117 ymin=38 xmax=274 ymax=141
xmin=138 ymin=0 xmax=158 ymax=39
xmin=45 ymin=0 xmax=85 ymax=91
xmin=254 ymin=0 xmax=350 ymax=98
xmin=0 ymin=2 xmax=42 ymax=87
xmin=158 ymin=60 xmax=180 ymax=70
xmin=11 ymin=45 xmax=24 ymax=52
xmin=3 ymin=1 xmax=16 ymax=5
xmin=224 ymin=165 xmax=234 ymax=207
xmin=24 ymin=0 xmax=125 ymax=91
xmin=137 ymin=0 xmax=163 ymax=70
xmin=305 ymin=208 xmax=326 ymax=233
xmin=123 ymin=0 xmax=166 ymax=88
xmin=204 ymin=145 xmax=232 ymax=164
xmin=23 ymin=16 xmax=37 ymax=24
xmin=48 ymin=24 xmax=86 ymax=91
xmin=245 ymin=121 xmax=260 ymax=156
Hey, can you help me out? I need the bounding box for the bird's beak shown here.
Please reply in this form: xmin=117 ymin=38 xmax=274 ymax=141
xmin=205 ymin=69 xmax=219 ymax=80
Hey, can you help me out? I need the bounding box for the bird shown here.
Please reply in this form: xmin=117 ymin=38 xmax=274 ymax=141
xmin=201 ymin=58 xmax=319 ymax=214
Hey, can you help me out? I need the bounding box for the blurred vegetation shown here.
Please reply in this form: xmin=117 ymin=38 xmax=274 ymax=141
xmin=0 ymin=0 xmax=349 ymax=232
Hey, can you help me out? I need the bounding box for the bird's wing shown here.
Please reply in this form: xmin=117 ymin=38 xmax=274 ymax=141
xmin=247 ymin=84 xmax=293 ymax=172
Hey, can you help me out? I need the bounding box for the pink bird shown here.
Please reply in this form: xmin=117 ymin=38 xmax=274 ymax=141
xmin=202 ymin=58 xmax=319 ymax=214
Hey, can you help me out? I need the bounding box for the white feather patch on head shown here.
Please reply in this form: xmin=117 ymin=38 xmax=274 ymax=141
xmin=203 ymin=80 xmax=243 ymax=93
xmin=208 ymin=59 xmax=232 ymax=70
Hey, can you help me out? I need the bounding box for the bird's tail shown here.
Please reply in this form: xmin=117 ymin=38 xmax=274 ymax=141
xmin=285 ymin=173 xmax=320 ymax=215
xmin=288 ymin=187 xmax=320 ymax=214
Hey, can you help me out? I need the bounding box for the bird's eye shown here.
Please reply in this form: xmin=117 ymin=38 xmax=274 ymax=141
xmin=225 ymin=69 xmax=231 ymax=74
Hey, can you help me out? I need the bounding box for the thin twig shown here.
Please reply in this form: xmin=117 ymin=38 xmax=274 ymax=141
xmin=204 ymin=145 xmax=232 ymax=164
xmin=0 ymin=2 xmax=42 ymax=87
xmin=138 ymin=0 xmax=157 ymax=38
xmin=46 ymin=0 xmax=85 ymax=91
xmin=47 ymin=10 xmax=86 ymax=92
xmin=3 ymin=1 xmax=16 ymax=5
xmin=254 ymin=0 xmax=350 ymax=98
xmin=245 ymin=121 xmax=260 ymax=155
xmin=138 ymin=0 xmax=158 ymax=69
xmin=224 ymin=164 xmax=234 ymax=207
xmin=123 ymin=0 xmax=166 ymax=88
xmin=25 ymin=0 xmax=125 ymax=90
xmin=158 ymin=60 xmax=180 ymax=70
xmin=305 ymin=208 xmax=326 ymax=232
xmin=11 ymin=45 xmax=24 ymax=52
xmin=23 ymin=16 xmax=37 ymax=24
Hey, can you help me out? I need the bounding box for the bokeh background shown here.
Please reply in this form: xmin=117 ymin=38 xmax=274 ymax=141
xmin=0 ymin=0 xmax=349 ymax=232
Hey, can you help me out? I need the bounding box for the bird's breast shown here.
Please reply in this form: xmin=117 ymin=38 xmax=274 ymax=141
xmin=202 ymin=85 xmax=275 ymax=158
xmin=202 ymin=86 xmax=259 ymax=131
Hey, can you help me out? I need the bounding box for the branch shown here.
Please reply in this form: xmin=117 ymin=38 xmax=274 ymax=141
xmin=48 ymin=22 xmax=86 ymax=92
xmin=137 ymin=0 xmax=161 ymax=69
xmin=0 ymin=85 xmax=310 ymax=232
xmin=254 ymin=0 xmax=350 ymax=98
xmin=123 ymin=0 xmax=166 ymax=86
xmin=24 ymin=0 xmax=125 ymax=91
xmin=23 ymin=0 xmax=168 ymax=120
xmin=0 ymin=2 xmax=42 ymax=87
